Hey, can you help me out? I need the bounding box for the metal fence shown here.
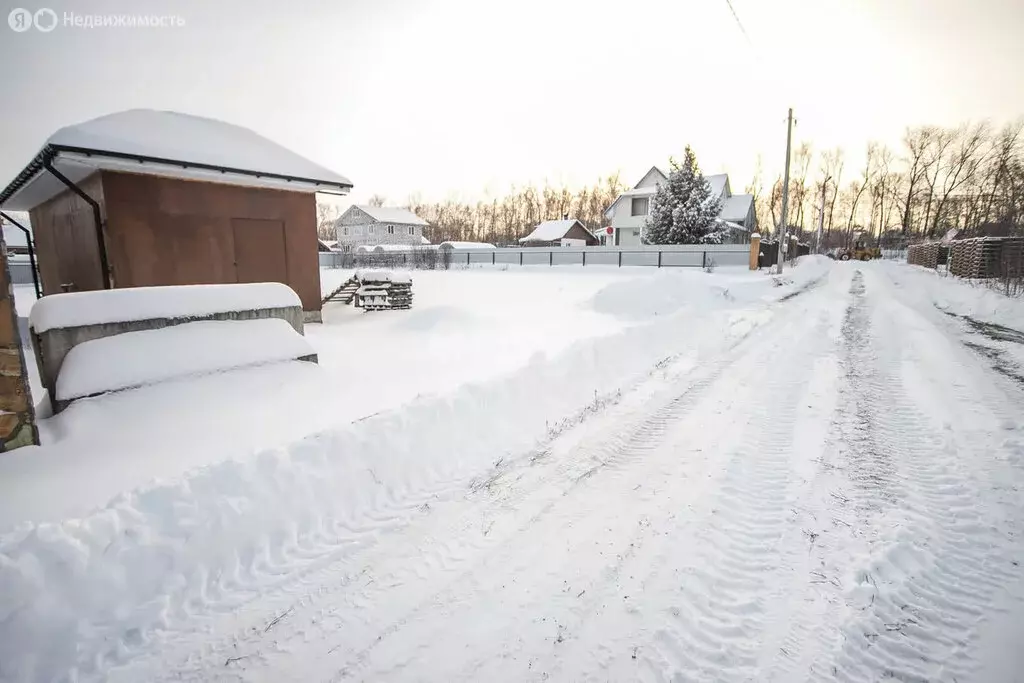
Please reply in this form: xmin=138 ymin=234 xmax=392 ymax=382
xmin=318 ymin=244 xmax=751 ymax=271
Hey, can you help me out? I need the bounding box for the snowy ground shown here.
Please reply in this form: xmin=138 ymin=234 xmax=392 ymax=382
xmin=2 ymin=259 xmax=1024 ymax=682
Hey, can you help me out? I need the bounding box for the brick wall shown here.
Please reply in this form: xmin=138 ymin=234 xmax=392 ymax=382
xmin=0 ymin=247 xmax=37 ymax=451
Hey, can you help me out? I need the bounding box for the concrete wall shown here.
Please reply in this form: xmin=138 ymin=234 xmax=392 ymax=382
xmin=32 ymin=303 xmax=304 ymax=414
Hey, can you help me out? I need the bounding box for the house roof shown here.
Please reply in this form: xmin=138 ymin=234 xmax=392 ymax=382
xmin=519 ymin=219 xmax=595 ymax=243
xmin=345 ymin=205 xmax=428 ymax=226
xmin=721 ymin=194 xmax=754 ymax=223
xmin=606 ymin=166 xmax=745 ymax=223
xmin=0 ymin=109 xmax=353 ymax=210
xmin=705 ymin=174 xmax=729 ymax=200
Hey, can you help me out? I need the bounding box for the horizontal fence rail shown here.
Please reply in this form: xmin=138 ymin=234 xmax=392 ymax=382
xmin=319 ymin=245 xmax=750 ymax=271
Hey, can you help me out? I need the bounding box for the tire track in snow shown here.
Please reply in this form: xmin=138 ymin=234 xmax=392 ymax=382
xmin=105 ymin=310 xmax=775 ymax=682
xmin=592 ymin=286 xmax=840 ymax=683
xmin=316 ymin=310 xmax=795 ymax=682
xmin=322 ymin=280 xmax=841 ymax=682
xmin=801 ymin=267 xmax=1023 ymax=683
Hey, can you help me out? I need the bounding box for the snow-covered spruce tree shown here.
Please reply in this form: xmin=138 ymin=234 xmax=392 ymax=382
xmin=643 ymin=146 xmax=724 ymax=244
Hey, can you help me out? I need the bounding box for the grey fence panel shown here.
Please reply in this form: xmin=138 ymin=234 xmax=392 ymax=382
xmin=552 ymin=251 xmax=584 ymax=266
xmin=703 ymin=251 xmax=748 ymax=267
xmin=521 ymin=251 xmax=551 ymax=266
xmin=317 ymin=245 xmax=753 ymax=271
xmin=660 ymin=251 xmax=704 ymax=267
xmin=621 ymin=251 xmax=660 ymax=267
xmin=495 ymin=251 xmax=521 ymax=265
xmin=8 ymin=262 xmax=35 ymax=285
xmin=582 ymin=251 xmax=619 ymax=266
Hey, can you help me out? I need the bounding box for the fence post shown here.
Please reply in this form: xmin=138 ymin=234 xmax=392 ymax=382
xmin=582 ymin=251 xmax=586 ymax=267
xmin=749 ymin=233 xmax=761 ymax=270
xmin=702 ymin=251 xmax=707 ymax=269
xmin=549 ymin=251 xmax=553 ymax=267
xmin=657 ymin=251 xmax=662 ymax=268
xmin=467 ymin=252 xmax=470 ymax=267
xmin=618 ymin=251 xmax=623 ymax=267
xmin=492 ymin=251 xmax=496 ymax=266
xmin=520 ymin=251 xmax=523 ymax=266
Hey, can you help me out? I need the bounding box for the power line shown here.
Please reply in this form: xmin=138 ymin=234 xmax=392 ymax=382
xmin=723 ymin=0 xmax=752 ymax=45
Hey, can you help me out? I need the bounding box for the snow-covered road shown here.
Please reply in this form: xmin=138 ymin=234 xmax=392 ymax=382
xmin=85 ymin=262 xmax=1024 ymax=683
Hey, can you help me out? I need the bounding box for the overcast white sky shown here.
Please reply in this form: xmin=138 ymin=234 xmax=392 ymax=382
xmin=1 ymin=0 xmax=1023 ymax=205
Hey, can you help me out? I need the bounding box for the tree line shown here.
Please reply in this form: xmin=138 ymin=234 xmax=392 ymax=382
xmin=316 ymin=117 xmax=1024 ymax=248
xmin=751 ymin=119 xmax=1024 ymax=248
xmin=317 ymin=176 xmax=627 ymax=245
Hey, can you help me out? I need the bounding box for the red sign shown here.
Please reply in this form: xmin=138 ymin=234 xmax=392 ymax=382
xmin=605 ymin=226 xmax=613 ymax=235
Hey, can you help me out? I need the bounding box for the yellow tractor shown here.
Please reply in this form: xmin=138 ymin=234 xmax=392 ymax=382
xmin=835 ymin=236 xmax=881 ymax=261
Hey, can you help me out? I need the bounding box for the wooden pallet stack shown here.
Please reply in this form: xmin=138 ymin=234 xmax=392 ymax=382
xmin=353 ymin=270 xmax=413 ymax=311
xmin=949 ymin=237 xmax=1015 ymax=278
xmin=321 ymin=276 xmax=360 ymax=305
xmin=907 ymin=243 xmax=941 ymax=269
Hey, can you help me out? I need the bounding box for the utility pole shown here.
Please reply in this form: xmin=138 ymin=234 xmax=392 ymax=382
xmin=777 ymin=108 xmax=795 ymax=273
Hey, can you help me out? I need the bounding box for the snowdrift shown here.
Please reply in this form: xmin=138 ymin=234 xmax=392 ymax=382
xmin=590 ymin=256 xmax=831 ymax=320
xmin=0 ymin=297 xmax=781 ymax=682
xmin=56 ymin=319 xmax=316 ymax=401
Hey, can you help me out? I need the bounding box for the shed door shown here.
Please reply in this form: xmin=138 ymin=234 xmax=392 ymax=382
xmin=231 ymin=218 xmax=288 ymax=284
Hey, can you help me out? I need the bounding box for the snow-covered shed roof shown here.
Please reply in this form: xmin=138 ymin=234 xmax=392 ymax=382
xmin=343 ymin=205 xmax=428 ymax=226
xmin=0 ymin=109 xmax=353 ymax=211
xmin=720 ymin=194 xmax=754 ymax=223
xmin=519 ymin=219 xmax=595 ymax=243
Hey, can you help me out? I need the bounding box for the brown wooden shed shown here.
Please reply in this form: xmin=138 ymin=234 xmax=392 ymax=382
xmin=0 ymin=110 xmax=352 ymax=321
xmin=518 ymin=219 xmax=599 ymax=247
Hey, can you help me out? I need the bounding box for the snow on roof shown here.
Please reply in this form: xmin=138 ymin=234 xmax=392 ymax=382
xmin=56 ymin=318 xmax=314 ymax=401
xmin=721 ymin=194 xmax=753 ymax=222
xmin=355 ymin=269 xmax=413 ymax=283
xmin=1 ymin=109 xmax=352 ymax=210
xmin=438 ymin=241 xmax=496 ymax=250
xmin=519 ymin=219 xmax=591 ymax=243
xmin=705 ymin=174 xmax=729 ymax=200
xmin=30 ymin=282 xmax=302 ymax=333
xmin=420 ymin=235 xmax=431 ymax=245
xmin=346 ymin=205 xmax=428 ymax=226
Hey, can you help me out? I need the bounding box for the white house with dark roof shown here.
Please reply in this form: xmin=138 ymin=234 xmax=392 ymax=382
xmin=335 ymin=205 xmax=429 ymax=247
xmin=605 ymin=166 xmax=756 ymax=246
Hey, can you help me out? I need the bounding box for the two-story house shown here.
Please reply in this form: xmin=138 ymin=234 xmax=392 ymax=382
xmin=605 ymin=167 xmax=757 ymax=246
xmin=335 ymin=205 xmax=428 ymax=248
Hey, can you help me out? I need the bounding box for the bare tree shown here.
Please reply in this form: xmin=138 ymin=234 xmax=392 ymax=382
xmin=928 ymin=123 xmax=990 ymax=236
xmin=316 ymin=203 xmax=339 ymax=240
xmin=368 ymin=194 xmax=387 ymax=207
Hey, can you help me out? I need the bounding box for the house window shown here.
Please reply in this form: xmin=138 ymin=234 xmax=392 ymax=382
xmin=387 ymin=225 xmax=395 ymax=235
xmin=408 ymin=226 xmax=415 ymax=236
xmin=631 ymin=197 xmax=649 ymax=216
xmin=632 ymin=229 xmax=641 ymax=237
xmin=368 ymin=225 xmax=375 ymax=235
xmin=352 ymin=226 xmax=363 ymax=236
xmin=342 ymin=227 xmax=349 ymax=236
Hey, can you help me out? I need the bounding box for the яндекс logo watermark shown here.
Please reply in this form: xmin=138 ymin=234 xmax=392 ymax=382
xmin=8 ymin=8 xmax=185 ymax=32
